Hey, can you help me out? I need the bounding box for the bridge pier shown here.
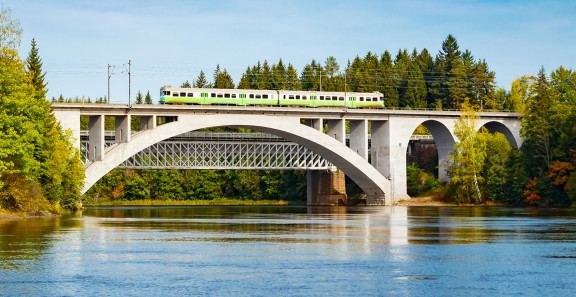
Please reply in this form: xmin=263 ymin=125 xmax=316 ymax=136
xmin=307 ymin=169 xmax=347 ymax=206
xmin=88 ymin=115 xmax=105 ymax=161
xmin=349 ymin=119 xmax=368 ymax=159
xmin=371 ymin=120 xmax=409 ymax=203
xmin=140 ymin=115 xmax=157 ymax=130
xmin=115 ymin=115 xmax=131 ymax=143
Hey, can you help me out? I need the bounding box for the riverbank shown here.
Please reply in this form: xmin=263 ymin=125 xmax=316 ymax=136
xmin=394 ymin=195 xmax=509 ymax=207
xmin=84 ymin=198 xmax=300 ymax=207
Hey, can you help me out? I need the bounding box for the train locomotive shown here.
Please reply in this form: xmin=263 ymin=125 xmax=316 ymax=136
xmin=159 ymin=86 xmax=384 ymax=108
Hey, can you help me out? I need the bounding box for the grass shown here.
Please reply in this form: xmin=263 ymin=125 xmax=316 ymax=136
xmin=83 ymin=198 xmax=303 ymax=207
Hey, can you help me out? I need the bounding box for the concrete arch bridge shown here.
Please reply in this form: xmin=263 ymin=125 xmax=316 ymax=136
xmin=53 ymin=104 xmax=521 ymax=205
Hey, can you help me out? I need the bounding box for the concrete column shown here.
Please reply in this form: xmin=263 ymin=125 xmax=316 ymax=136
xmin=53 ymin=109 xmax=81 ymax=151
xmin=371 ymin=119 xmax=410 ymax=203
xmin=326 ymin=119 xmax=345 ymax=143
xmin=349 ymin=119 xmax=368 ymax=159
xmin=115 ymin=115 xmax=131 ymax=143
xmin=88 ymin=115 xmax=105 ymax=161
xmin=311 ymin=118 xmax=323 ymax=131
xmin=140 ymin=115 xmax=156 ymax=131
xmin=370 ymin=121 xmax=389 ymax=176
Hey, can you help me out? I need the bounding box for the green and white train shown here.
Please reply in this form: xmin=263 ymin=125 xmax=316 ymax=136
xmin=159 ymin=86 xmax=384 ymax=108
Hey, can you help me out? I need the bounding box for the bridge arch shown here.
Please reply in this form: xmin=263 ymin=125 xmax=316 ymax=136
xmin=82 ymin=114 xmax=390 ymax=203
xmin=478 ymin=120 xmax=521 ymax=148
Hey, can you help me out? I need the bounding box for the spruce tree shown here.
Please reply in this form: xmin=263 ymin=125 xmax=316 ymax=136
xmin=135 ymin=91 xmax=143 ymax=104
xmin=194 ymin=70 xmax=210 ymax=88
xmin=379 ymin=51 xmax=398 ymax=107
xmin=26 ymin=38 xmax=47 ymax=100
xmin=144 ymin=91 xmax=152 ymax=104
xmin=272 ymin=59 xmax=287 ymax=90
xmin=180 ymin=80 xmax=191 ymax=88
xmin=286 ymin=64 xmax=301 ymax=90
xmin=214 ymin=69 xmax=234 ymax=89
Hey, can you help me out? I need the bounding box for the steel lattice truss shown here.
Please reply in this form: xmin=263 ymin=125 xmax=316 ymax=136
xmin=82 ymin=141 xmax=334 ymax=170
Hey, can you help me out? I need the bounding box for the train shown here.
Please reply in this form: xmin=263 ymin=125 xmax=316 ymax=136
xmin=159 ymin=86 xmax=384 ymax=108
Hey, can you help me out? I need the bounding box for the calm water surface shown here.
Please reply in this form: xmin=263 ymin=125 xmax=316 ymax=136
xmin=1 ymin=206 xmax=576 ymax=296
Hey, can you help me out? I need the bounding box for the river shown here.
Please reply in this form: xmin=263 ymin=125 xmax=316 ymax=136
xmin=1 ymin=206 xmax=575 ymax=296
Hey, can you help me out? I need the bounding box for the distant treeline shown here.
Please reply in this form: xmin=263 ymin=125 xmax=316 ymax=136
xmin=182 ymin=34 xmax=515 ymax=111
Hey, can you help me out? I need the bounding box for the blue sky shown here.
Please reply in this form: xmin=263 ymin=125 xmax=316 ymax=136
xmin=3 ymin=0 xmax=575 ymax=103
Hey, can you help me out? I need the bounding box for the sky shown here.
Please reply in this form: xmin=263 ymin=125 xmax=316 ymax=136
xmin=2 ymin=0 xmax=575 ymax=104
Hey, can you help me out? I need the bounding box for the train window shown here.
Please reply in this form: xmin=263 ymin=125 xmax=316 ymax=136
xmin=187 ymin=93 xmax=193 ymax=97
xmin=359 ymin=97 xmax=364 ymax=101
xmin=320 ymin=96 xmax=324 ymax=100
xmin=217 ymin=93 xmax=223 ymax=98
xmin=283 ymin=95 xmax=286 ymax=99
xmin=303 ymin=95 xmax=307 ymax=100
xmin=289 ymin=95 xmax=295 ymax=100
xmin=224 ymin=93 xmax=230 ymax=98
xmin=373 ymin=97 xmax=378 ymax=101
xmin=263 ymin=94 xmax=268 ymax=99
xmin=256 ymin=94 xmax=261 ymax=99
xmin=332 ymin=96 xmax=337 ymax=101
xmin=232 ymin=94 xmax=237 ymax=98
xmin=296 ymin=95 xmax=300 ymax=100
xmin=339 ymin=97 xmax=344 ymax=101
xmin=173 ymin=93 xmax=179 ymax=97
xmin=180 ymin=92 xmax=186 ymax=97
xmin=211 ymin=93 xmax=216 ymax=98
xmin=163 ymin=91 xmax=171 ymax=96
xmin=250 ymin=94 xmax=254 ymax=99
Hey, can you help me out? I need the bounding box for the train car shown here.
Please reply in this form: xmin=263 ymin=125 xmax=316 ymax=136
xmin=350 ymin=92 xmax=385 ymax=108
xmin=160 ymin=86 xmax=243 ymax=105
xmin=160 ymin=86 xmax=384 ymax=108
xmin=277 ymin=90 xmax=384 ymax=108
xmin=277 ymin=90 xmax=314 ymax=107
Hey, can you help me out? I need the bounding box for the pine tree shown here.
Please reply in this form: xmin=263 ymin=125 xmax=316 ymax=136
xmin=26 ymin=38 xmax=47 ymax=100
xmin=144 ymin=91 xmax=152 ymax=104
xmin=379 ymin=51 xmax=398 ymax=107
xmin=286 ymin=64 xmax=300 ymax=90
xmin=194 ymin=70 xmax=210 ymax=88
xmin=271 ymin=59 xmax=287 ymax=90
xmin=135 ymin=91 xmax=143 ymax=104
xmin=180 ymin=80 xmax=191 ymax=88
xmin=300 ymin=59 xmax=320 ymax=91
xmin=416 ymin=48 xmax=435 ymax=107
xmin=214 ymin=69 xmax=234 ymax=89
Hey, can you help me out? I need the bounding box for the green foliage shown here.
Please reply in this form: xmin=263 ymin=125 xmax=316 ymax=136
xmin=406 ymin=163 xmax=443 ymax=196
xmin=447 ymin=102 xmax=486 ymax=203
xmin=0 ymin=9 xmax=84 ymax=212
xmin=85 ymin=169 xmax=307 ymax=203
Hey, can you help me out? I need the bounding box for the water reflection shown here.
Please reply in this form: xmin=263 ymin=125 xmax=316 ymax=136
xmin=2 ymin=206 xmax=576 ymax=296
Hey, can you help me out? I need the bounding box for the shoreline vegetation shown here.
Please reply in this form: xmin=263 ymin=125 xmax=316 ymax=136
xmin=83 ymin=198 xmax=295 ymax=207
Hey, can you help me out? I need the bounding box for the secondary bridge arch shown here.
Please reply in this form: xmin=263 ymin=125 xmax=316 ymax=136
xmin=82 ymin=114 xmax=390 ymax=203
